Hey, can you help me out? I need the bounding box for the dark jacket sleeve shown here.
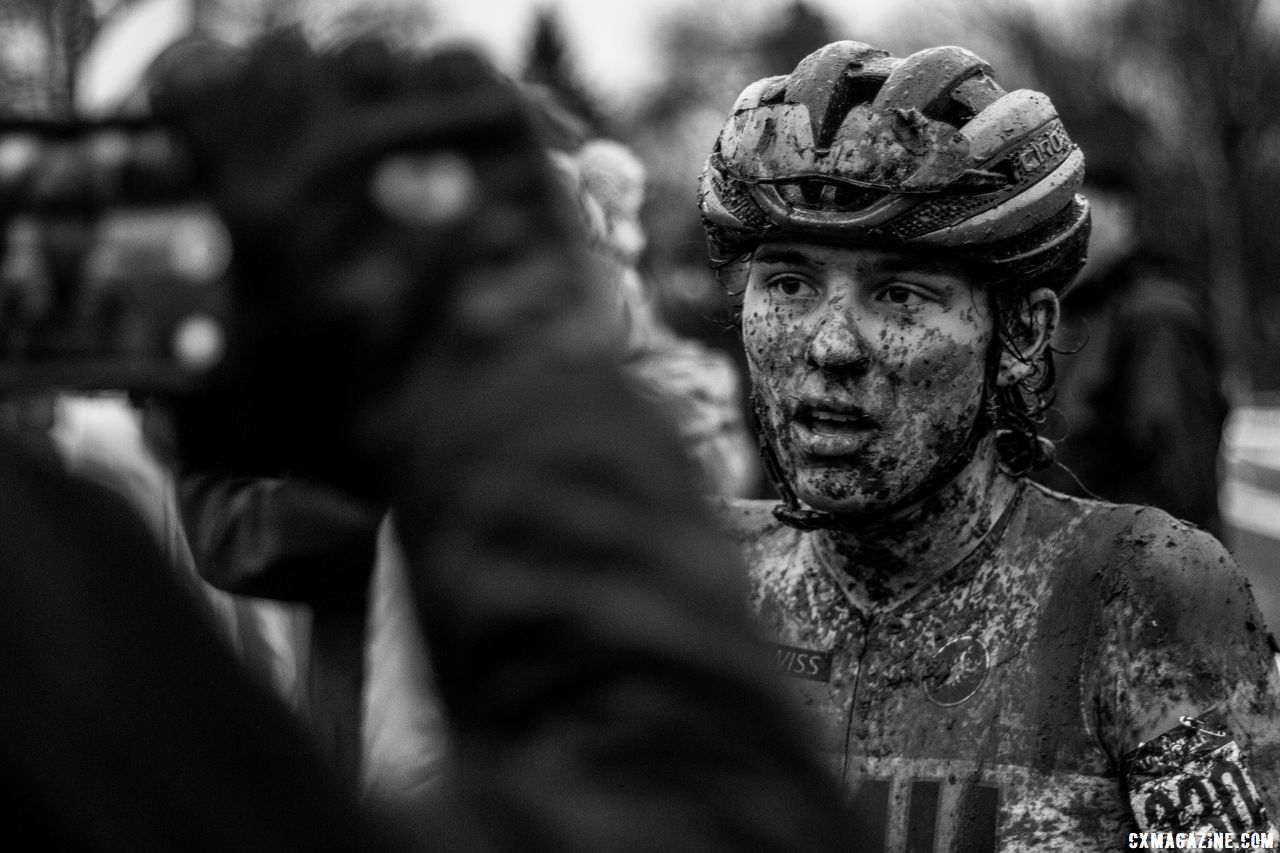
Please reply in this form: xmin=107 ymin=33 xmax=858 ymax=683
xmin=382 ymin=340 xmax=854 ymax=852
xmin=0 ymin=438 xmax=405 ymax=851
xmin=177 ymin=472 xmax=383 ymax=602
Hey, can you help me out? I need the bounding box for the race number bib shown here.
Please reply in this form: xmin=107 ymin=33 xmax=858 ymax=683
xmin=1122 ymin=708 xmax=1275 ymax=836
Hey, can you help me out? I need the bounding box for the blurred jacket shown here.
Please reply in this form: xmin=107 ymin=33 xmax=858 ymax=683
xmin=552 ymin=137 xmax=758 ymax=497
xmin=1035 ymin=250 xmax=1228 ymax=535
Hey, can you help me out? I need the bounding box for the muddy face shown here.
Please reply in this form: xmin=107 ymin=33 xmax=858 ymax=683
xmin=742 ymin=240 xmax=993 ymax=516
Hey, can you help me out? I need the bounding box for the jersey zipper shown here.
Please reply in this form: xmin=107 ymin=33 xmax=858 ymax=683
xmin=840 ymin=607 xmax=875 ymax=790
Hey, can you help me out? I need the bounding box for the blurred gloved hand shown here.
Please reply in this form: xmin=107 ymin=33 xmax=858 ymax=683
xmin=150 ymin=34 xmax=602 ymax=485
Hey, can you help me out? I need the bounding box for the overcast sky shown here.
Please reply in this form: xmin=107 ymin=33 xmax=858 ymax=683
xmin=429 ymin=0 xmax=916 ymax=97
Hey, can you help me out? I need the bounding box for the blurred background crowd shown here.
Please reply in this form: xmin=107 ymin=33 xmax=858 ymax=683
xmin=4 ymin=0 xmax=1279 ymax=666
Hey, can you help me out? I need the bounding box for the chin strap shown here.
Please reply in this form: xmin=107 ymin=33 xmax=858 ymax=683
xmin=751 ymin=390 xmax=992 ymax=534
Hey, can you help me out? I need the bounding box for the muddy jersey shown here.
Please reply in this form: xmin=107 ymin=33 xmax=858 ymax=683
xmin=719 ymin=481 xmax=1280 ymax=851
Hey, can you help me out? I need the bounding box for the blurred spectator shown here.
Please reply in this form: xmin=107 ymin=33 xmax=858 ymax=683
xmin=174 ymin=87 xmax=760 ymax=806
xmin=0 ymin=419 xmax=408 ymax=850
xmin=550 ymin=133 xmax=758 ymax=497
xmin=1034 ymin=172 xmax=1229 ymax=536
xmin=49 ymin=393 xmax=311 ymax=703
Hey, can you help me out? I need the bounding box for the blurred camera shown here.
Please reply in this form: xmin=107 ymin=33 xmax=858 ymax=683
xmin=0 ymin=118 xmax=231 ymax=395
xmin=0 ymin=40 xmax=583 ymax=486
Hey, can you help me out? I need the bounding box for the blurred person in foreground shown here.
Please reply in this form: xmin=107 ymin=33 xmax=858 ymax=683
xmin=698 ymin=40 xmax=1280 ymax=849
xmin=173 ymin=118 xmax=761 ymax=805
xmin=0 ymin=32 xmax=854 ymax=850
xmin=1032 ymin=170 xmax=1229 ymax=537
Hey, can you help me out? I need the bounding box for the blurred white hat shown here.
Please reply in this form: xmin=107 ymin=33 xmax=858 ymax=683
xmin=75 ymin=0 xmax=196 ymax=117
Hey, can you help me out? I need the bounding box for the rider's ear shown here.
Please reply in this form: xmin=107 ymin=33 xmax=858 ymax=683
xmin=995 ymin=287 xmax=1058 ymax=387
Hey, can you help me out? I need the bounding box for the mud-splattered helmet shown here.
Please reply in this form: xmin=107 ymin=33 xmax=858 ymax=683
xmin=698 ymin=41 xmax=1089 ymax=292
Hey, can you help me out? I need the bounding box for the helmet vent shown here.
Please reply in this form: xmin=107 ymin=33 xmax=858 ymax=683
xmin=759 ymin=81 xmax=788 ymax=106
xmin=815 ymin=71 xmax=887 ymax=150
xmin=785 ymin=179 xmax=886 ymax=212
xmin=923 ymin=71 xmax=1000 ymax=127
xmin=798 ymin=180 xmax=825 ymax=205
xmin=935 ymin=96 xmax=978 ymax=130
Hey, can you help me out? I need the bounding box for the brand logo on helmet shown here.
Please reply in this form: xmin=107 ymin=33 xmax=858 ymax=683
xmin=1012 ymin=122 xmax=1073 ymax=182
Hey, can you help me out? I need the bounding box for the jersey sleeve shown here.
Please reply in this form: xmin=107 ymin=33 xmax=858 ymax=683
xmin=1086 ymin=509 xmax=1280 ymax=832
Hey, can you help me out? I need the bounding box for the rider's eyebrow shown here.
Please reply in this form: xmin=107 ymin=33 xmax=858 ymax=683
xmin=751 ymin=248 xmax=818 ymax=268
xmin=864 ymin=256 xmax=965 ymax=279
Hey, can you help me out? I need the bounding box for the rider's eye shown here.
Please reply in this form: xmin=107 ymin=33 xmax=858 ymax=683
xmin=884 ymin=285 xmax=914 ymax=305
xmin=772 ymin=277 xmax=810 ymax=297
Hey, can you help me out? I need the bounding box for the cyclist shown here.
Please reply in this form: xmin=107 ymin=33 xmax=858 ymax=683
xmin=699 ymin=39 xmax=1280 ymax=849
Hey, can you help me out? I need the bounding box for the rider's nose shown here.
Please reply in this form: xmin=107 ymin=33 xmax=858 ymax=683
xmin=806 ymin=303 xmax=871 ymax=373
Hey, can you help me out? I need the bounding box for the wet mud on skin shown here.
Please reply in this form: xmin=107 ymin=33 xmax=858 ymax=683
xmin=741 ymin=243 xmax=992 ymax=524
xmin=740 ymin=241 xmax=1019 ymax=600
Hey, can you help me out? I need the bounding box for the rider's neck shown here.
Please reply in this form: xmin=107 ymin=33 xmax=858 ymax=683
xmin=812 ymin=436 xmax=1020 ymax=610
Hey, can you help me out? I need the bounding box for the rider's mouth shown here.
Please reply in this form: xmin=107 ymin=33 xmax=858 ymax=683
xmin=791 ymin=403 xmax=877 ymax=456
xmin=795 ymin=403 xmax=875 ymax=435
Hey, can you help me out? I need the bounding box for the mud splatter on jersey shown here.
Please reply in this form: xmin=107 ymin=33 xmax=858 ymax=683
xmin=720 ymin=481 xmax=1280 ymax=851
